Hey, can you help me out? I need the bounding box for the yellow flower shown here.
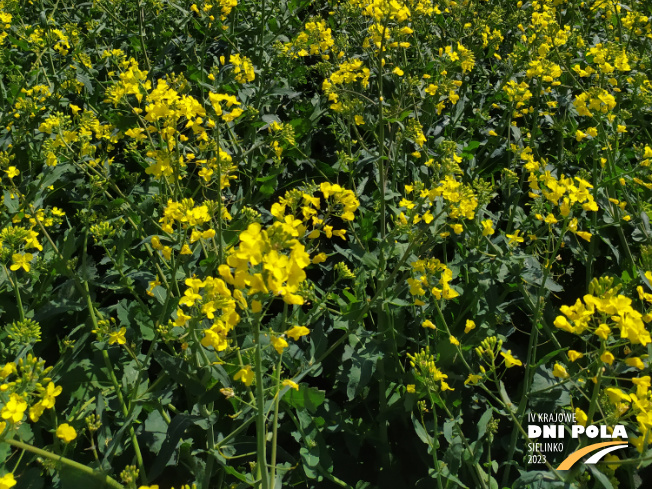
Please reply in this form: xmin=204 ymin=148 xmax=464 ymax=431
xmin=425 ymin=84 xmax=438 ymax=96
xmin=108 ymin=327 xmax=127 ymax=345
xmin=174 ymin=309 xmax=191 ymax=327
xmin=500 ymin=350 xmax=523 ymax=368
xmin=29 ymin=402 xmax=46 ymax=422
xmin=56 ymin=423 xmax=77 ymax=443
xmin=1 ymin=393 xmax=27 ymax=423
xmin=422 ymin=319 xmax=436 ymax=329
xmin=450 ymin=223 xmax=463 ymax=234
xmin=286 ymin=325 xmax=310 ymax=341
xmin=440 ymin=381 xmax=454 ymax=391
xmin=251 ymin=300 xmax=262 ymax=314
xmin=567 ymin=350 xmax=584 ymax=362
xmin=312 ymin=252 xmax=327 ymax=264
xmin=449 ymin=335 xmax=460 ymax=346
xmin=406 ymin=384 xmax=416 ymax=393
xmin=270 ymin=335 xmax=288 ymax=354
xmin=464 ymin=374 xmax=482 ymax=385
xmin=234 ymin=365 xmax=254 ymax=386
xmin=282 ymin=379 xmax=299 ymax=391
xmin=0 ymin=362 xmax=16 ymax=380
xmin=595 ymin=323 xmax=610 ymax=340
xmin=464 ymin=320 xmax=476 ymax=333
xmin=5 ymin=166 xmax=19 ymax=179
xmin=392 ymin=67 xmax=404 ymax=76
xmin=41 ymin=382 xmax=62 ymax=409
xmin=0 ymin=473 xmax=17 ymax=489
xmin=10 ymin=252 xmax=33 ymax=272
xmin=625 ymin=357 xmax=645 ymax=370
xmin=600 ymin=351 xmax=615 ymax=365
xmin=481 ymin=219 xmax=495 ymax=236
xmin=552 ymin=363 xmax=569 ymax=379
xmin=575 ymin=408 xmax=588 ymax=427
xmin=505 ymin=230 xmax=524 ymax=246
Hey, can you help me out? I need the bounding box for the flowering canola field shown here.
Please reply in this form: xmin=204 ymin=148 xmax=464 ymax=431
xmin=1 ymin=0 xmax=652 ymax=487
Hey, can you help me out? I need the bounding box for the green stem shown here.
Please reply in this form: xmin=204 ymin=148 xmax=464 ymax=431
xmin=429 ymin=409 xmax=444 ymax=489
xmin=502 ymin=219 xmax=568 ymax=486
xmin=254 ymin=318 xmax=270 ymax=489
xmin=12 ymin=271 xmax=25 ymax=321
xmin=587 ymin=348 xmax=605 ymax=425
xmin=5 ymin=439 xmax=124 ymax=489
xmin=81 ymin=223 xmax=147 ymax=481
xmin=270 ymin=354 xmax=283 ymax=488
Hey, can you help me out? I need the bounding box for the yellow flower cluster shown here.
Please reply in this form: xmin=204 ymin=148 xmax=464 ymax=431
xmin=398 ymin=174 xmax=478 ymax=234
xmin=407 ymin=258 xmax=459 ymax=305
xmin=421 ymin=175 xmax=478 ymax=221
xmin=554 ymin=279 xmax=652 ymax=346
xmin=190 ymin=0 xmax=237 ymax=23
xmin=407 ymin=347 xmax=454 ymax=392
xmin=503 ymin=80 xmax=533 ymax=109
xmin=323 ymin=59 xmax=371 ymax=112
xmin=282 ymin=19 xmax=334 ymax=60
xmin=443 ymin=43 xmax=475 ymax=73
xmin=104 ymin=55 xmax=151 ymax=106
xmin=0 ymin=9 xmax=11 ymax=45
xmin=573 ymin=89 xmax=617 ymax=118
xmin=271 ymin=183 xmax=359 ymax=239
xmin=159 ymin=198 xmax=227 ymax=234
xmin=0 ymin=226 xmax=43 ymax=270
xmin=229 ymin=54 xmax=255 ymax=83
xmin=0 ymin=355 xmax=63 ymax=434
xmin=177 ymin=275 xmax=240 ymax=351
xmin=222 ymin=221 xmax=311 ymax=305
xmin=353 ymin=0 xmax=410 ymax=23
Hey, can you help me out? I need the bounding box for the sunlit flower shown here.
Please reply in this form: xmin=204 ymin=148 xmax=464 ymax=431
xmin=56 ymin=423 xmax=77 ymax=443
xmin=234 ymin=365 xmax=254 ymax=386
xmin=501 ymin=350 xmax=523 ymax=368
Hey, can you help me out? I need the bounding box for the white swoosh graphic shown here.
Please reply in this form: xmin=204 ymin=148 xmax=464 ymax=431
xmin=584 ymin=444 xmax=629 ymax=464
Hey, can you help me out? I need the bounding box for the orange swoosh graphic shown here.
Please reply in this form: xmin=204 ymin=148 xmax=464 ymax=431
xmin=556 ymin=441 xmax=627 ymax=470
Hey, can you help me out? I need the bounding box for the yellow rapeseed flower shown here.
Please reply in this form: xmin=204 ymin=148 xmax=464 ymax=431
xmin=286 ymin=325 xmax=310 ymax=341
xmin=108 ymin=327 xmax=127 ymax=345
xmin=422 ymin=319 xmax=436 ymax=329
xmin=552 ymin=363 xmax=569 ymax=378
xmin=600 ymin=351 xmax=615 ymax=365
xmin=501 ymin=350 xmax=523 ymax=368
xmin=0 ymin=473 xmax=17 ymax=489
xmin=1 ymin=393 xmax=27 ymax=423
xmin=568 ymin=350 xmax=584 ymax=362
xmin=56 ymin=423 xmax=77 ymax=443
xmin=464 ymin=320 xmax=476 ymax=333
xmin=234 ymin=365 xmax=254 ymax=386
xmin=10 ymin=253 xmax=33 ymax=272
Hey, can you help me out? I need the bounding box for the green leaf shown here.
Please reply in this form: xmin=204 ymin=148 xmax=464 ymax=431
xmin=533 ymin=348 xmax=568 ymax=369
xmin=411 ymin=412 xmax=433 ymax=446
xmin=142 ymin=410 xmax=168 ymax=454
xmin=153 ymin=350 xmax=205 ymax=397
xmin=284 ymin=385 xmax=326 ymax=413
